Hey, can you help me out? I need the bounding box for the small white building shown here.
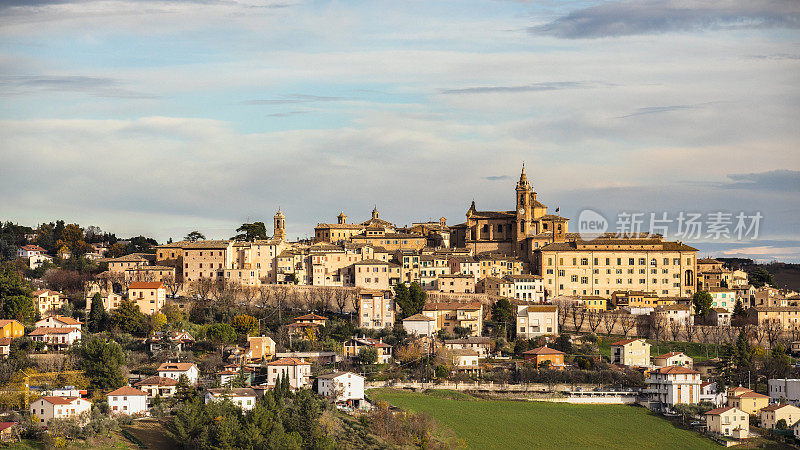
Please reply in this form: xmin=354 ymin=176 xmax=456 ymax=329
xmin=444 ymin=336 xmax=492 ymax=358
xmin=17 ymin=244 xmax=47 ymax=259
xmin=505 ymin=274 xmax=545 ymax=303
xmin=36 ymin=315 xmax=82 ymax=331
xmin=107 ymin=386 xmax=148 ymax=416
xmin=157 ymin=362 xmax=199 ymax=385
xmin=402 ymin=314 xmax=437 ymax=337
xmin=700 ymin=381 xmax=727 ymax=407
xmin=265 ymin=357 xmax=310 ymax=389
xmin=28 ymin=327 xmax=82 ymax=350
xmin=134 ymin=376 xmax=179 ymax=402
xmin=769 ymin=378 xmax=800 ymax=406
xmin=516 ymin=304 xmax=558 ymax=339
xmin=451 ymin=349 xmax=481 ymax=374
xmin=30 ymin=396 xmax=91 ymax=425
xmin=205 ymin=388 xmax=258 ymax=410
xmin=316 ymin=372 xmax=365 ymax=408
xmin=645 ymin=365 xmax=701 ymax=412
xmin=653 ymin=352 xmax=693 ymax=369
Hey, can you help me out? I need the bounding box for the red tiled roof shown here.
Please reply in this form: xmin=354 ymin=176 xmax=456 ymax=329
xmin=129 ymin=281 xmax=164 ymax=289
xmin=611 ymin=338 xmax=642 ymax=346
xmin=158 ymin=362 xmax=196 ymax=372
xmin=0 ymin=422 xmax=16 ymax=432
xmin=523 ymin=346 xmax=564 ymax=356
xmin=134 ymin=376 xmax=179 ymax=387
xmin=653 ymin=365 xmax=699 ymax=375
xmin=107 ymin=386 xmax=147 ymax=396
xmin=760 ymin=403 xmax=796 ymax=412
xmin=40 ymin=315 xmax=82 ymax=325
xmin=738 ymin=391 xmax=769 ymax=399
xmin=0 ymin=338 xmax=12 ymax=346
xmin=655 ymin=352 xmax=686 ymax=359
xmin=293 ymin=313 xmax=328 ymax=321
xmin=267 ymin=357 xmax=309 ymax=366
xmin=422 ymin=302 xmax=482 ymax=311
xmin=39 ymin=396 xmax=81 ymax=405
xmin=0 ymin=319 xmax=19 ymax=327
xmin=29 ymin=327 xmax=79 ymax=336
xmin=705 ymin=406 xmax=736 ymax=415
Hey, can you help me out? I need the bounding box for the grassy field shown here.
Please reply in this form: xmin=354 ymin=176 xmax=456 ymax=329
xmin=597 ymin=336 xmax=718 ymax=361
xmin=370 ymin=389 xmax=720 ymax=449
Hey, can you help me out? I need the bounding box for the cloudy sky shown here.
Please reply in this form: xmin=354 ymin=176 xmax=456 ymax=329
xmin=1 ymin=0 xmax=799 ymax=261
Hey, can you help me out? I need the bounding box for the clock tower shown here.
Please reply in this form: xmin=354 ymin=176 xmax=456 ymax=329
xmin=515 ymin=164 xmax=532 ymax=255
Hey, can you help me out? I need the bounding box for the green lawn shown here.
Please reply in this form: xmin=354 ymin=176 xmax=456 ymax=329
xmin=370 ymin=389 xmax=719 ymax=449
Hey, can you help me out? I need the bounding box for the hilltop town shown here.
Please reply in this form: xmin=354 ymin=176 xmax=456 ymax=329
xmin=0 ymin=167 xmax=798 ymax=448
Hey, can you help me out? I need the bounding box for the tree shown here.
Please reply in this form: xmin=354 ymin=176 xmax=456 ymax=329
xmin=776 ymin=419 xmax=788 ymax=430
xmin=174 ymin=374 xmax=196 ymax=403
xmin=2 ymin=295 xmax=37 ymax=323
xmin=184 ymin=231 xmax=205 ymax=242
xmin=108 ymin=297 xmax=149 ymax=336
xmin=393 ymin=283 xmax=410 ymax=318
xmin=692 ymin=291 xmax=713 ymax=317
xmin=231 ymin=314 xmax=259 ymax=336
xmin=207 ymin=323 xmax=236 ymax=353
xmin=359 ymin=346 xmax=378 ymax=365
xmin=602 ymin=312 xmax=618 ymax=335
xmin=491 ymin=297 xmax=515 ymax=339
xmin=88 ymin=293 xmax=108 ymax=333
xmin=74 ymin=336 xmax=125 ymax=392
xmin=587 ymin=312 xmax=603 ymax=334
xmin=620 ymin=314 xmax=637 ymax=337
xmin=732 ymin=329 xmax=754 ymax=375
xmin=233 ymin=223 xmax=267 ymax=242
xmin=749 ymin=267 xmax=774 ymax=288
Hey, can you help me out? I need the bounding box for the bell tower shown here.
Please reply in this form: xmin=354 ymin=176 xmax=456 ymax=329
xmin=515 ymin=164 xmax=532 ymax=254
xmin=273 ymin=209 xmax=286 ymax=241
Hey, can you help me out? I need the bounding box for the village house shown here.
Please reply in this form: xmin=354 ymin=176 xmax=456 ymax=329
xmin=316 ymin=372 xmax=366 ymax=408
xmin=709 ymin=308 xmax=732 ymax=326
xmin=516 ymin=304 xmax=558 ymax=339
xmin=265 ymin=358 xmax=311 ymax=389
xmin=769 ymin=378 xmax=800 ymax=406
xmin=444 ymin=336 xmax=492 ymax=358
xmin=505 ymin=274 xmax=545 ymax=302
xmin=0 ymin=320 xmax=24 ymax=338
xmin=17 ymin=244 xmax=46 ymax=259
xmin=134 ymin=376 xmax=179 ymax=402
xmin=158 ymin=362 xmax=199 ymax=384
xmin=610 ymin=338 xmax=651 ymax=367
xmin=644 ymin=365 xmax=701 ymax=412
xmin=522 ymin=346 xmax=565 ymax=369
xmin=727 ymin=387 xmax=770 ymax=415
xmin=653 ymin=352 xmax=693 ymax=369
xmin=285 ymin=313 xmax=328 ymax=340
xmin=700 ymin=381 xmax=727 ymax=407
xmin=86 ymin=290 xmax=124 ymax=312
xmin=421 ymin=302 xmax=483 ymax=337
xmin=709 ymin=287 xmax=737 ymax=312
xmin=343 ymin=337 xmax=392 ymax=364
xmin=759 ymin=403 xmax=800 ymax=429
xmin=357 ymin=289 xmax=395 ymax=330
xmin=32 ymin=290 xmax=66 ymax=316
xmin=705 ymin=406 xmax=749 ymax=438
xmin=651 ymin=304 xmax=693 ymax=326
xmin=247 ymin=335 xmax=276 ymax=362
xmin=402 ymin=314 xmax=437 ymax=337
xmin=29 ymin=396 xmax=92 ymax=425
xmin=205 ymin=388 xmax=258 ymax=411
xmin=128 ymin=281 xmax=166 ymax=314
xmin=0 ymin=422 xmax=17 ymax=443
xmin=147 ymin=331 xmax=194 ymax=354
xmin=36 ymin=315 xmax=82 ymax=330
xmin=451 ymin=349 xmax=481 ymax=374
xmin=0 ymin=338 xmax=11 ymax=358
xmin=28 ymin=327 xmax=81 ymax=350
xmin=107 ymin=386 xmax=148 ymax=416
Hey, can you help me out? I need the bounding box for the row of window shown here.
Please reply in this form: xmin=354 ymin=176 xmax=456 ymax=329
xmin=548 ymin=257 xmax=692 ymax=266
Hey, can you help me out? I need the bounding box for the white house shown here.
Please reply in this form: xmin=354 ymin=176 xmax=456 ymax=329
xmin=50 ymin=387 xmax=83 ymax=398
xmin=107 ymin=386 xmax=148 ymax=416
xmin=29 ymin=253 xmax=53 ymax=270
xmin=29 ymin=396 xmax=92 ymax=425
xmin=36 ymin=315 xmax=82 ymax=331
xmin=402 ymin=314 xmax=437 ymax=337
xmin=28 ymin=327 xmax=82 ymax=350
xmin=769 ymin=379 xmax=800 ymax=406
xmin=645 ymin=365 xmax=702 ymax=412
xmin=451 ymin=349 xmax=481 ymax=374
xmin=700 ymin=381 xmax=727 ymax=407
xmin=653 ymin=352 xmax=693 ymax=369
xmin=316 ymin=372 xmax=365 ymax=408
xmin=505 ymin=274 xmax=545 ymax=302
xmin=17 ymin=244 xmax=47 ymax=259
xmin=265 ymin=357 xmax=310 ymax=389
xmin=157 ymin=362 xmax=199 ymax=385
xmin=444 ymin=336 xmax=492 ymax=358
xmin=516 ymin=304 xmax=558 ymax=339
xmin=205 ymin=388 xmax=258 ymax=411
xmin=134 ymin=376 xmax=179 ymax=402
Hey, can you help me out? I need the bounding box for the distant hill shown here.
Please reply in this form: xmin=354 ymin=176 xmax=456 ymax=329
xmin=717 ymin=258 xmax=800 ymax=291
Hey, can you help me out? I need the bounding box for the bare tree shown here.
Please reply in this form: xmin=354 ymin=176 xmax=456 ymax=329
xmin=711 ymin=326 xmax=724 ymax=358
xmin=669 ymin=320 xmax=681 ymax=342
xmin=684 ymin=323 xmax=696 ymax=343
xmin=241 ymin=285 xmax=258 ymax=305
xmin=571 ymin=307 xmax=587 ymax=332
xmin=724 ymin=326 xmax=738 ymax=344
xmin=554 ymin=298 xmax=572 ymax=329
xmin=650 ymin=316 xmax=666 ymax=341
xmin=189 ymin=277 xmax=212 ymax=301
xmin=619 ymin=314 xmax=637 ymax=338
xmin=602 ymin=312 xmax=618 ymax=336
xmin=764 ymin=320 xmax=782 ymax=347
xmin=587 ymin=311 xmax=603 ymax=334
xmin=333 ymin=288 xmax=350 ymax=315
xmin=210 ymin=278 xmax=227 ymax=300
xmin=163 ymin=274 xmax=183 ymax=298
xmin=752 ymin=324 xmax=766 ymax=346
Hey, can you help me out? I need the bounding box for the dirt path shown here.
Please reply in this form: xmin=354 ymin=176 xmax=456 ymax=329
xmin=123 ymin=418 xmax=175 ymax=450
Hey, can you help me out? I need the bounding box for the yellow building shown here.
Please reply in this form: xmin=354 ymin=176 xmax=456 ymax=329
xmin=728 ymin=388 xmax=770 ymax=415
xmin=748 ymin=307 xmax=800 ymax=330
xmin=32 ymin=289 xmax=66 ymax=316
xmin=759 ymin=403 xmax=800 ymax=429
xmin=476 ymin=254 xmax=524 ymax=278
xmin=358 ymin=289 xmax=395 ymax=330
xmin=129 ymin=281 xmax=166 ymax=314
xmin=611 ymin=338 xmax=651 ymax=367
xmin=421 ymin=302 xmax=483 ymax=336
xmin=574 ymin=295 xmax=607 ymax=311
xmin=434 ymin=274 xmax=475 ymax=294
xmin=0 ymin=320 xmax=24 ymax=338
xmin=705 ymin=406 xmax=749 ymax=438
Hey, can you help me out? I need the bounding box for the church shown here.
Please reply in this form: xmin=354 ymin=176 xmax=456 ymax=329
xmin=450 ymin=165 xmax=571 ymax=265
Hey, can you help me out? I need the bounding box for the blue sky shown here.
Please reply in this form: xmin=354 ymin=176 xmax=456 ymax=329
xmin=1 ymin=0 xmax=799 ymax=261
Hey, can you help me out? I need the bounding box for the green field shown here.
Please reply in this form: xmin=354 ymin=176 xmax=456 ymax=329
xmin=369 ymin=389 xmax=720 ymax=449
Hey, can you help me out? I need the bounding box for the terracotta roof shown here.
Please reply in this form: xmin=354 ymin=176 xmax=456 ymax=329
xmin=353 ymin=259 xmax=389 ymax=265
xmin=403 ymin=313 xmax=435 ymax=322
xmin=0 ymin=422 xmax=16 ymax=432
xmin=760 ymin=403 xmax=797 ymax=412
xmin=39 ymin=396 xmax=81 ymax=405
xmin=523 ymin=346 xmax=564 ymax=356
xmin=135 ymin=376 xmax=179 ymax=387
xmin=40 ymin=315 xmax=82 ymax=325
xmin=655 ymin=352 xmax=687 ymax=359
xmin=451 ymin=349 xmax=480 ymax=357
xmin=653 ymin=365 xmax=699 ymax=375
xmin=423 ymin=302 xmax=482 ymax=311
xmin=158 ymin=362 xmax=196 ymax=372
xmin=29 ymin=327 xmax=79 ymax=336
xmin=0 ymin=319 xmax=19 ymax=327
xmin=107 ymin=386 xmax=147 ymax=396
xmin=521 ymin=305 xmax=557 ymax=313
xmin=32 ymin=289 xmax=60 ymax=296
xmin=266 ymin=357 xmax=309 ymax=366
xmin=705 ymin=406 xmax=737 ymax=415
xmin=738 ymin=391 xmax=769 ymax=399
xmin=207 ymin=388 xmax=257 ymax=397
xmin=611 ymin=338 xmax=643 ymax=346
xmin=129 ymin=281 xmax=164 ymax=289
xmin=293 ymin=313 xmax=327 ymax=321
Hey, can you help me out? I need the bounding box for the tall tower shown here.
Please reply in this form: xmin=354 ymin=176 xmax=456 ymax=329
xmin=273 ymin=209 xmax=286 ymax=241
xmin=515 ymin=164 xmax=532 ymax=255
xmin=338 ymin=211 xmax=347 ymax=224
